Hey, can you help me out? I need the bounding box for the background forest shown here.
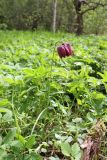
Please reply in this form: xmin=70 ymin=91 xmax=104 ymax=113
xmin=0 ymin=0 xmax=107 ymax=35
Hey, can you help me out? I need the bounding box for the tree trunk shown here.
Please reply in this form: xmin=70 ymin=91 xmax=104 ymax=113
xmin=52 ymin=0 xmax=57 ymax=33
xmin=76 ymin=13 xmax=83 ymax=35
xmin=73 ymin=0 xmax=84 ymax=35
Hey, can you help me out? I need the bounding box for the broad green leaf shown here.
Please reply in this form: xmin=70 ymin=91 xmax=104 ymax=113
xmin=3 ymin=111 xmax=12 ymax=121
xmin=26 ymin=136 xmax=35 ymax=149
xmin=98 ymin=71 xmax=107 ymax=82
xmin=10 ymin=140 xmax=24 ymax=149
xmin=103 ymin=113 xmax=107 ymax=122
xmin=87 ymin=112 xmax=94 ymax=122
xmin=67 ymin=123 xmax=77 ymax=133
xmin=65 ymin=136 xmax=73 ymax=143
xmin=3 ymin=129 xmax=16 ymax=144
xmin=0 ymin=108 xmax=12 ymax=113
xmin=0 ymin=99 xmax=10 ymax=107
xmin=16 ymin=134 xmax=26 ymax=145
xmin=55 ymin=134 xmax=62 ymax=140
xmin=30 ymin=153 xmax=43 ymax=160
xmin=0 ymin=149 xmax=7 ymax=159
xmin=60 ymin=142 xmax=71 ymax=157
xmin=24 ymin=153 xmax=43 ymax=160
xmin=71 ymin=143 xmax=81 ymax=160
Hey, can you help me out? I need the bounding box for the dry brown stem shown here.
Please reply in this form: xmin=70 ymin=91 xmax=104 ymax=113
xmin=81 ymin=120 xmax=106 ymax=160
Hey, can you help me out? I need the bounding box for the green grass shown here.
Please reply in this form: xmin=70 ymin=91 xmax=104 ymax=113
xmin=0 ymin=31 xmax=107 ymax=160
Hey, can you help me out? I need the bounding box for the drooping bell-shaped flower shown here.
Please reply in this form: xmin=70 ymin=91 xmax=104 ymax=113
xmin=57 ymin=43 xmax=74 ymax=58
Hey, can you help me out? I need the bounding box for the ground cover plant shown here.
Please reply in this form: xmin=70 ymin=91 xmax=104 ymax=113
xmin=0 ymin=31 xmax=107 ymax=160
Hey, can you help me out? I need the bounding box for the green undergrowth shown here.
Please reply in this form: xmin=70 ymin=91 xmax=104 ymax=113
xmin=0 ymin=31 xmax=107 ymax=160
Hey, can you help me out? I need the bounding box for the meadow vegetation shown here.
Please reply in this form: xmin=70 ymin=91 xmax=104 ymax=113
xmin=0 ymin=31 xmax=107 ymax=159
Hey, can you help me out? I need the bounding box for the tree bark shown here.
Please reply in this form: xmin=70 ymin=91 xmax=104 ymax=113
xmin=73 ymin=0 xmax=85 ymax=35
xmin=52 ymin=0 xmax=57 ymax=33
xmin=76 ymin=13 xmax=83 ymax=35
xmin=73 ymin=0 xmax=107 ymax=35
